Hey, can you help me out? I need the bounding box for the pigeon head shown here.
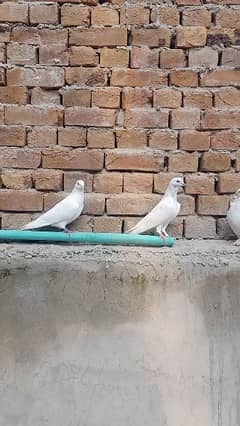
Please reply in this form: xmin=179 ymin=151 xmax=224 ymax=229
xmin=74 ymin=180 xmax=84 ymax=192
xmin=170 ymin=177 xmax=185 ymax=190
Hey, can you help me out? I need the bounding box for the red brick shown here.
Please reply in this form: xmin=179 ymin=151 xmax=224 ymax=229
xmin=39 ymin=45 xmax=68 ymax=66
xmin=92 ymin=88 xmax=121 ymax=109
xmin=124 ymin=173 xmax=153 ymax=193
xmin=93 ymin=217 xmax=122 ymax=233
xmin=30 ymin=3 xmax=58 ymax=24
xmin=7 ymin=67 xmax=64 ymax=88
xmin=235 ymin=154 xmax=240 ymax=172
xmin=160 ymin=49 xmax=186 ymax=69
xmin=179 ymin=130 xmax=210 ymax=151
xmin=122 ymin=88 xmax=152 ymax=109
xmin=61 ymin=4 xmax=90 ymax=26
xmin=171 ymin=109 xmax=200 ymax=129
xmin=207 ymin=27 xmax=238 ymax=46
xmin=100 ymin=48 xmax=129 ymax=67
xmin=33 ymin=170 xmax=63 ymax=191
xmin=88 ymin=129 xmax=115 ymax=149
xmin=176 ymin=26 xmax=207 ymax=47
xmin=116 ymin=129 xmax=147 ymax=148
xmin=106 ymin=193 xmax=159 ymax=215
xmin=170 ymin=70 xmax=198 ymax=88
xmin=58 ymin=128 xmax=87 ymax=147
xmin=131 ymin=46 xmax=159 ymax=68
xmin=111 ymin=68 xmax=167 ymax=87
xmin=0 ymin=2 xmax=28 ymax=24
xmin=168 ymin=153 xmax=199 ymax=172
xmin=121 ymin=6 xmax=149 ymax=24
xmin=185 ymin=216 xmax=216 ymax=239
xmin=70 ymin=215 xmax=93 ymax=232
xmin=185 ymin=174 xmax=215 ymax=194
xmin=149 ymin=130 xmax=178 ymax=150
xmin=62 ymin=89 xmax=91 ymax=107
xmin=182 ymin=9 xmax=212 ymax=27
xmin=5 ymin=106 xmax=63 ymax=126
xmin=216 ymin=8 xmax=240 ymax=28
xmin=124 ymin=109 xmax=168 ymax=128
xmin=1 ymin=213 xmax=32 ymax=230
xmin=7 ymin=43 xmax=37 ymax=65
xmin=154 ymin=88 xmax=182 ymax=108
xmin=42 ymin=149 xmax=104 ymax=171
xmin=28 ymin=127 xmax=57 ymax=147
xmin=0 ymin=148 xmax=41 ymax=169
xmin=83 ymin=193 xmax=105 ymax=215
xmin=1 ymin=170 xmax=32 ymax=190
xmin=202 ymin=111 xmax=240 ymax=129
xmin=66 ymin=67 xmax=108 ymax=86
xmin=92 ymin=7 xmax=119 ymax=25
xmin=201 ymin=69 xmax=240 ymax=87
xmin=105 ymin=151 xmax=164 ymax=172
xmin=70 ymin=27 xmax=127 ymax=46
xmin=222 ymin=48 xmax=240 ymax=67
xmin=69 ymin=47 xmax=97 ymax=66
xmin=65 ymin=107 xmax=116 ymax=127
xmin=197 ymin=195 xmax=229 ymax=215
xmin=154 ymin=172 xmax=183 ymax=194
xmin=64 ymin=172 xmax=93 ymax=192
xmin=214 ymin=88 xmax=240 ymax=108
xmin=218 ymin=173 xmax=240 ymax=193
xmin=178 ymin=194 xmax=195 ymax=215
xmin=0 ymin=25 xmax=10 ymax=43
xmin=211 ymin=131 xmax=240 ymax=151
xmin=31 ymin=88 xmax=60 ymax=106
xmin=94 ymin=173 xmax=122 ymax=193
xmin=0 ymin=190 xmax=43 ymax=212
xmin=131 ymin=28 xmax=171 ymax=48
xmin=159 ymin=7 xmax=179 ymax=25
xmin=0 ymin=126 xmax=26 ymax=147
xmin=201 ymin=152 xmax=231 ymax=172
xmin=184 ymin=89 xmax=212 ymax=108
xmin=12 ymin=27 xmax=68 ymax=45
xmin=176 ymin=0 xmax=201 ymax=4
xmin=189 ymin=47 xmax=218 ymax=67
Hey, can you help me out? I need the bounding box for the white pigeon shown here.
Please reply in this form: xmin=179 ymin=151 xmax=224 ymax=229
xmin=227 ymin=189 xmax=240 ymax=243
xmin=22 ymin=180 xmax=84 ymax=232
xmin=127 ymin=177 xmax=184 ymax=238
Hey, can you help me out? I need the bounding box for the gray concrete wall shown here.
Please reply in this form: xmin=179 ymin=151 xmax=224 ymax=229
xmin=0 ymin=241 xmax=240 ymax=426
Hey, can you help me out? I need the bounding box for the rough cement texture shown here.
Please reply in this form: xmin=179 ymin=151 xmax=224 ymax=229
xmin=0 ymin=241 xmax=240 ymax=426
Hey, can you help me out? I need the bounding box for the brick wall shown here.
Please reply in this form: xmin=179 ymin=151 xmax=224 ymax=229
xmin=0 ymin=0 xmax=240 ymax=238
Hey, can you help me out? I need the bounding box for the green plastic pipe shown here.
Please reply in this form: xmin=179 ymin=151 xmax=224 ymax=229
xmin=0 ymin=230 xmax=175 ymax=247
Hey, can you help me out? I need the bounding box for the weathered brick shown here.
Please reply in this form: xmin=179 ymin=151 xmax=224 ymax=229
xmin=154 ymin=88 xmax=182 ymax=108
xmin=235 ymin=154 xmax=240 ymax=172
xmin=116 ymin=129 xmax=147 ymax=148
xmin=176 ymin=26 xmax=207 ymax=47
xmin=131 ymin=46 xmax=159 ymax=68
xmin=0 ymin=43 xmax=5 ymax=62
xmin=0 ymin=126 xmax=26 ymax=147
xmin=93 ymin=217 xmax=122 ymax=233
xmin=94 ymin=172 xmax=122 ymax=193
xmin=202 ymin=111 xmax=240 ymax=129
xmin=211 ymin=131 xmax=240 ymax=150
xmin=0 ymin=25 xmax=10 ymax=43
xmin=216 ymin=8 xmax=240 ymax=28
xmin=121 ymin=6 xmax=149 ymax=25
xmin=0 ymin=68 xmax=5 ymax=86
xmin=111 ymin=68 xmax=167 ymax=87
xmin=33 ymin=170 xmax=63 ymax=191
xmin=65 ymin=67 xmax=108 ymax=86
xmin=201 ymin=152 xmax=231 ymax=172
xmin=65 ymin=107 xmax=116 ymax=127
xmin=1 ymin=170 xmax=32 ymax=190
xmin=5 ymin=106 xmax=63 ymax=126
xmin=7 ymin=67 xmax=64 ymax=88
xmin=105 ymin=151 xmax=164 ymax=172
xmin=217 ymin=218 xmax=235 ymax=241
xmin=182 ymin=9 xmax=212 ymax=27
xmin=124 ymin=173 xmax=153 ymax=193
xmin=92 ymin=6 xmax=119 ymax=25
xmin=185 ymin=216 xmax=216 ymax=239
xmin=84 ymin=193 xmax=105 ymax=215
xmin=124 ymin=109 xmax=168 ymax=128
xmin=188 ymin=47 xmax=218 ymax=67
xmin=179 ymin=130 xmax=210 ymax=151
xmin=185 ymin=174 xmax=215 ymax=194
xmin=7 ymin=43 xmax=37 ymax=65
xmin=222 ymin=48 xmax=240 ymax=67
xmin=214 ymin=88 xmax=240 ymax=108
xmin=184 ymin=89 xmax=212 ymax=108
xmin=31 ymin=88 xmax=60 ymax=106
xmin=207 ymin=27 xmax=237 ymax=47
xmin=42 ymin=149 xmax=104 ymax=171
xmin=154 ymin=172 xmax=183 ymax=194
xmin=62 ymin=89 xmax=91 ymax=107
xmin=171 ymin=109 xmax=200 ymax=129
xmin=69 ymin=47 xmax=97 ymax=66
xmin=122 ymin=87 xmax=152 ymax=109
xmin=131 ymin=28 xmax=171 ymax=48
xmin=39 ymin=45 xmax=69 ymax=66
xmin=0 ymin=106 xmax=3 ymax=124
xmin=149 ymin=130 xmax=178 ymax=150
xmin=0 ymin=148 xmax=41 ymax=169
xmin=218 ymin=173 xmax=240 ymax=193
xmin=201 ymin=69 xmax=240 ymax=87
xmin=28 ymin=127 xmax=57 ymax=148
xmin=12 ymin=27 xmax=68 ymax=45
xmin=30 ymin=3 xmax=58 ymax=25
xmin=178 ymin=194 xmax=195 ymax=215
xmin=88 ymin=129 xmax=115 ymax=149
xmin=168 ymin=153 xmax=199 ymax=172
xmin=70 ymin=27 xmax=127 ymax=46
xmin=106 ymin=193 xmax=159 ymax=216
xmin=1 ymin=213 xmax=32 ymax=230
xmin=176 ymin=0 xmax=201 ymax=4
xmin=0 ymin=2 xmax=28 ymax=24
xmin=0 ymin=190 xmax=43 ymax=212
xmin=70 ymin=215 xmax=93 ymax=232
xmin=160 ymin=49 xmax=186 ymax=69
xmin=58 ymin=128 xmax=87 ymax=147
xmin=92 ymin=88 xmax=121 ymax=109
xmin=100 ymin=48 xmax=129 ymax=67
xmin=159 ymin=7 xmax=179 ymax=25
xmin=197 ymin=195 xmax=229 ymax=215
xmin=64 ymin=172 xmax=93 ymax=193
xmin=61 ymin=4 xmax=90 ymax=26
xmin=170 ymin=70 xmax=198 ymax=87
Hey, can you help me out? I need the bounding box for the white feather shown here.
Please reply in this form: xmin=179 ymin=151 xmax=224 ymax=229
xmin=227 ymin=194 xmax=240 ymax=238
